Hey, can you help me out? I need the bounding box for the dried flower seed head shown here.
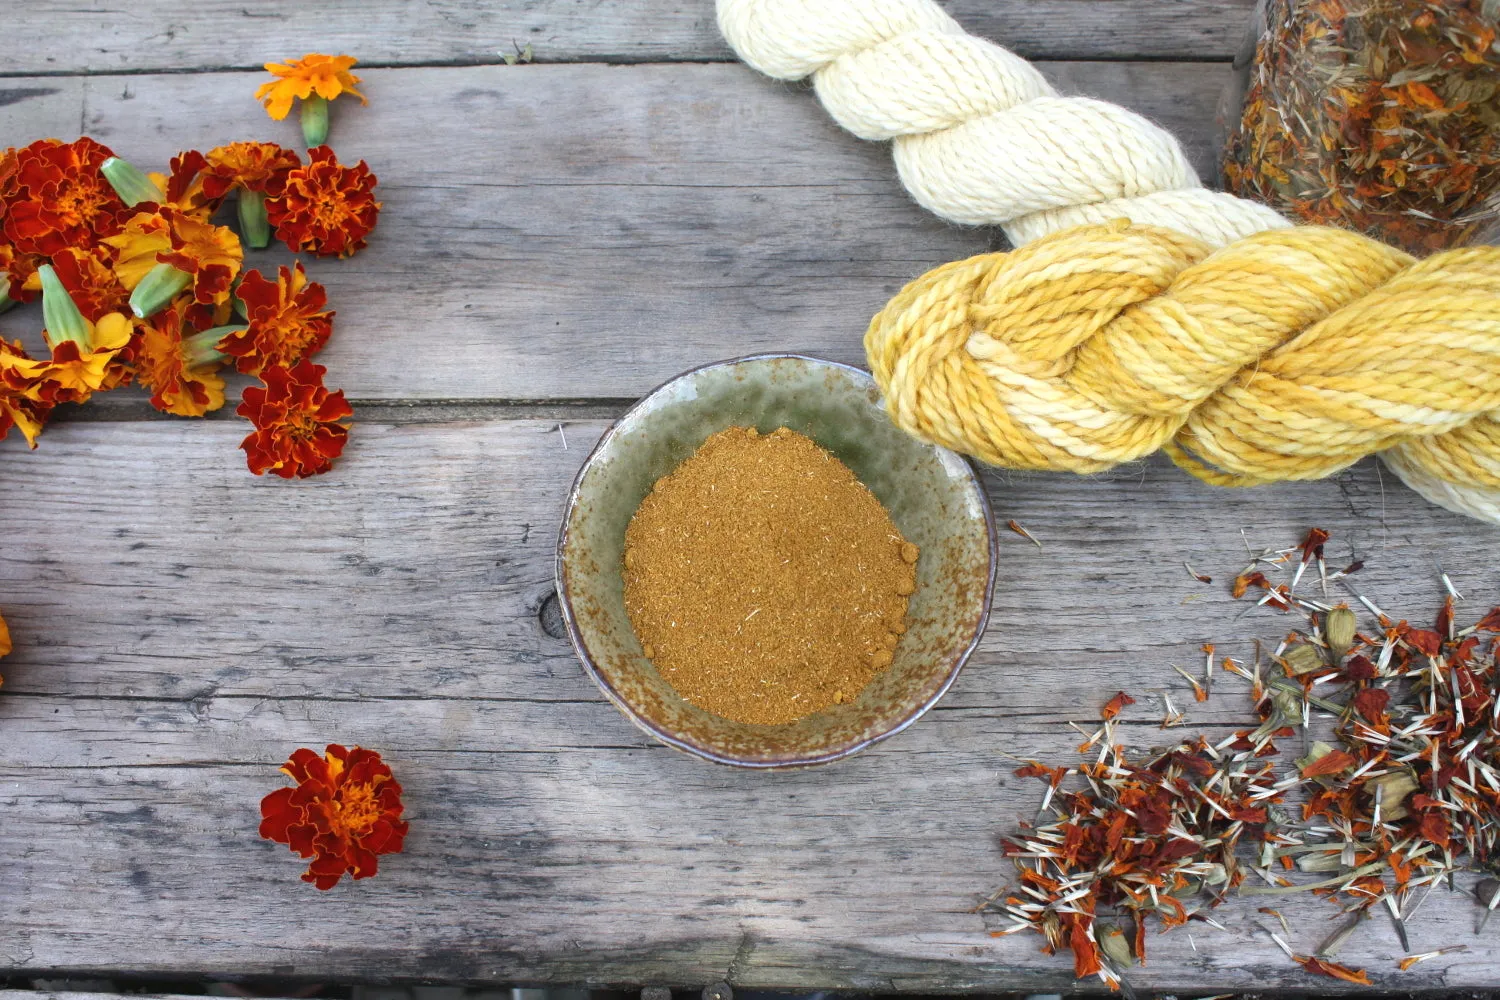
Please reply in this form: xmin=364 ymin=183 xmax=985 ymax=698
xmin=1368 ymin=769 xmax=1419 ymax=822
xmin=1281 ymin=643 xmax=1325 ymax=676
xmin=1098 ymin=924 xmax=1133 ymax=969
xmin=1324 ymin=605 xmax=1357 ymax=657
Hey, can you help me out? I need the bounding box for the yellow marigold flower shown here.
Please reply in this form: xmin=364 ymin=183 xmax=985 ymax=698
xmin=102 ymin=211 xmax=173 ymax=291
xmin=257 ymin=54 xmax=365 ymax=119
xmin=22 ymin=313 xmax=136 ymax=407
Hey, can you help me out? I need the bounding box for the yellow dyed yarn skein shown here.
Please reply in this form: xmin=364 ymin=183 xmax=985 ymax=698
xmin=866 ymin=222 xmax=1500 ymax=517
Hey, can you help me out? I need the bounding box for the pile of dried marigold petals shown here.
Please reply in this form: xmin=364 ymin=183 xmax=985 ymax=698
xmin=1 ymin=64 xmax=379 ymax=478
xmin=992 ymin=528 xmax=1500 ymax=989
xmin=996 ymin=693 xmax=1286 ymax=989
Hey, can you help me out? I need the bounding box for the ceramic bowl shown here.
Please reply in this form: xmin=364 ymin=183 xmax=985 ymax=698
xmin=555 ymin=354 xmax=996 ymax=768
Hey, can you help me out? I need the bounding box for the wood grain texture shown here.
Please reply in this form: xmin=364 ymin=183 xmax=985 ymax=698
xmin=3 ymin=417 xmax=1498 ymax=989
xmin=0 ymin=61 xmax=1236 ymax=402
xmin=3 ymin=0 xmax=1256 ymax=74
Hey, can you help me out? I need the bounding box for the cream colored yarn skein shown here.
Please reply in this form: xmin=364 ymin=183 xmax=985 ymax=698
xmin=717 ymin=0 xmax=1288 ymax=248
xmin=716 ymin=0 xmax=1500 ymax=523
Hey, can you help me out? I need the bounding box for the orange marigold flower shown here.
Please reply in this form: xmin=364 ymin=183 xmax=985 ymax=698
xmin=259 ymin=744 xmax=407 ymax=890
xmin=266 ymin=146 xmax=380 ymax=258
xmin=256 ymin=54 xmax=366 ymax=121
xmin=2 ymin=138 xmax=133 ymax=255
xmin=222 ymin=263 xmax=332 ymax=375
xmin=0 ymin=606 xmax=10 ymax=688
xmin=202 ymin=142 xmax=301 ymax=200
xmin=237 ymin=358 xmax=352 ymax=478
xmin=0 ymin=339 xmax=53 ymax=447
xmin=134 ymin=300 xmax=227 ymax=417
xmin=159 ymin=208 xmax=243 ymax=306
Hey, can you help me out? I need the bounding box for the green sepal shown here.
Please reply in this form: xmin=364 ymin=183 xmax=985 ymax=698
xmin=237 ymin=189 xmax=271 ymax=249
xmin=182 ymin=325 xmax=244 ymax=368
xmin=101 ymin=157 xmax=166 ymax=207
xmin=129 ymin=262 xmax=193 ymax=319
xmin=38 ymin=264 xmax=92 ymax=347
xmin=300 ymin=95 xmax=329 ymax=147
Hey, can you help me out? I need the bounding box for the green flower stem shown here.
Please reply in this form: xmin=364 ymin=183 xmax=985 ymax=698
xmin=38 ymin=264 xmax=91 ymax=347
xmin=237 ymin=189 xmax=272 ymax=249
xmin=0 ymin=287 xmax=14 ymax=315
xmin=101 ymin=157 xmax=165 ymax=207
xmin=129 ymin=262 xmax=193 ymax=319
xmin=300 ymin=95 xmax=329 ymax=147
xmin=182 ymin=325 xmax=243 ymax=368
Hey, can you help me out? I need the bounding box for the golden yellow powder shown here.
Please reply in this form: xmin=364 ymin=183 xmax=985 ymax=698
xmin=622 ymin=426 xmax=917 ymax=725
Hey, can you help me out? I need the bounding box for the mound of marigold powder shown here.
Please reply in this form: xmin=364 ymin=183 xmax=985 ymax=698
xmin=622 ymin=426 xmax=918 ymax=725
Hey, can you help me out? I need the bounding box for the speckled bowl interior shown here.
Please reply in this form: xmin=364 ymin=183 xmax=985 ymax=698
xmin=556 ymin=354 xmax=996 ymax=768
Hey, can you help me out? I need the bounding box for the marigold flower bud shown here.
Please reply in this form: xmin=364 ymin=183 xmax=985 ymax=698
xmin=129 ymin=261 xmax=193 ymax=319
xmin=237 ymin=190 xmax=271 ymax=249
xmin=38 ymin=264 xmax=91 ymax=347
xmin=101 ymin=157 xmax=167 ymax=207
xmin=300 ymin=94 xmax=330 ymax=147
xmin=182 ymin=324 xmax=243 ymax=368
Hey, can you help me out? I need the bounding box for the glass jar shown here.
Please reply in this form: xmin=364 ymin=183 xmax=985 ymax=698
xmin=1221 ymin=0 xmax=1500 ymax=254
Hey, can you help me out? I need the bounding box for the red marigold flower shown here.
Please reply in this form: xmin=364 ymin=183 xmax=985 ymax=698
xmin=146 ymin=150 xmax=217 ymax=219
xmin=237 ymin=358 xmax=352 ymax=478
xmin=0 ymin=145 xmax=17 ymax=197
xmin=0 ymin=242 xmax=42 ymax=306
xmin=202 ymin=142 xmax=301 ymax=200
xmin=2 ymin=138 xmax=133 ymax=255
xmin=266 ymin=146 xmax=379 ymax=258
xmin=134 ymin=300 xmax=227 ymax=417
xmin=48 ymin=247 xmax=131 ymax=322
xmin=259 ymin=744 xmax=407 ymax=890
xmin=221 ymin=263 xmax=333 ymax=375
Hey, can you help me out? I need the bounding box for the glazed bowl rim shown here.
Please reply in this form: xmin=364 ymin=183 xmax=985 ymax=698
xmin=554 ymin=352 xmax=998 ymax=769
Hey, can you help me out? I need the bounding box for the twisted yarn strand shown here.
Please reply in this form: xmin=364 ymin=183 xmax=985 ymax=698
xmin=717 ymin=0 xmax=1288 ymax=248
xmin=719 ymin=0 xmax=1500 ymax=522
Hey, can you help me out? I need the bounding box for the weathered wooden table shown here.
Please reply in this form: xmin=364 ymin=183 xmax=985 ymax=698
xmin=4 ymin=1 xmax=1498 ymax=993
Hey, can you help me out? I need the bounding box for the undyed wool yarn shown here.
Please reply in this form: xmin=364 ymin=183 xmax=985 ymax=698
xmin=717 ymin=0 xmax=1500 ymax=523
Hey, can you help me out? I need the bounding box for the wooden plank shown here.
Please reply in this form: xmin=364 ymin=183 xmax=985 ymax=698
xmin=4 ymin=1 xmax=1256 ymax=74
xmin=3 ymin=417 xmax=1498 ymax=989
xmin=0 ymin=61 xmax=1236 ymax=402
